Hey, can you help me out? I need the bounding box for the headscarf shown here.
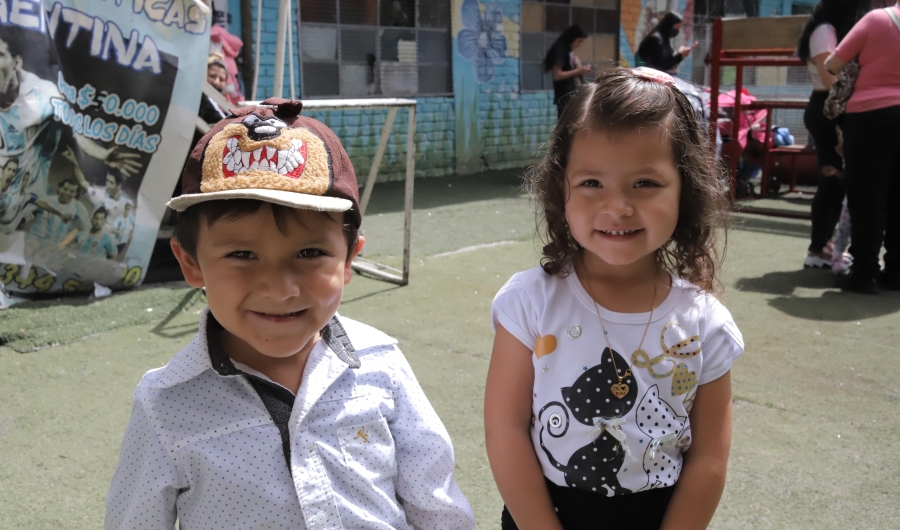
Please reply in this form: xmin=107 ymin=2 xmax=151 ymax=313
xmin=652 ymin=12 xmax=683 ymax=40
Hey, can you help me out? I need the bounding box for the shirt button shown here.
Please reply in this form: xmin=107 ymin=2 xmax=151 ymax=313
xmin=315 ymin=511 xmax=327 ymax=524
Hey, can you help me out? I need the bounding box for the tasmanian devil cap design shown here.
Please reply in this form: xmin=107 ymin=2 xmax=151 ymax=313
xmin=200 ymin=114 xmax=330 ymax=196
xmin=168 ymin=98 xmax=362 ymax=228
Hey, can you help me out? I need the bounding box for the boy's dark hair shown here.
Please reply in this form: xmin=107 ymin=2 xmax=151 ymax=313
xmin=3 ymin=157 xmax=18 ymax=169
xmin=93 ymin=206 xmax=108 ymax=218
xmin=173 ymin=199 xmax=359 ymax=261
xmin=58 ymin=178 xmax=78 ymax=189
xmin=526 ymin=68 xmax=729 ymax=293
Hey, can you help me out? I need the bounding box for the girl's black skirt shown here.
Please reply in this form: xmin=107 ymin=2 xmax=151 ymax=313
xmin=500 ymin=478 xmax=674 ymax=529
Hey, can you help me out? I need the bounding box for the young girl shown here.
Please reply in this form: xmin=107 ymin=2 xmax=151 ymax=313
xmin=485 ymin=68 xmax=744 ymax=530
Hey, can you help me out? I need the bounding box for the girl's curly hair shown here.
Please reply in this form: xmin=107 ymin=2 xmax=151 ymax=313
xmin=525 ymin=68 xmax=729 ymax=293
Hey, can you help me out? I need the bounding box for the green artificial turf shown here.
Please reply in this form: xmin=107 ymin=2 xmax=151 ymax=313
xmin=0 ymin=286 xmax=206 ymax=353
xmin=2 ymin=173 xmax=900 ymax=529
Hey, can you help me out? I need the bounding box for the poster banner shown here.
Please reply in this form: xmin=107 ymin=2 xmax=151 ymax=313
xmin=0 ymin=0 xmax=209 ymax=299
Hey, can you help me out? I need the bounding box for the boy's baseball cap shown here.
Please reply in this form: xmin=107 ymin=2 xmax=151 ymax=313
xmin=167 ymin=98 xmax=361 ymax=228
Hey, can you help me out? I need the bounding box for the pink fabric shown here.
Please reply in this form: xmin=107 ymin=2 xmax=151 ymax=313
xmin=834 ymin=7 xmax=900 ymax=113
xmin=717 ymin=88 xmax=768 ymax=149
xmin=210 ymin=26 xmax=245 ymax=105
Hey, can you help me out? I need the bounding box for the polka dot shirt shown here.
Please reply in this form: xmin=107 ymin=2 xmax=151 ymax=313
xmin=105 ymin=310 xmax=476 ymax=529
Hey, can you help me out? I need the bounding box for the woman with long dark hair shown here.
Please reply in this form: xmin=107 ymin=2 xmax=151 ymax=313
xmin=796 ymin=0 xmax=866 ymax=270
xmin=544 ymin=25 xmax=591 ymax=117
xmin=636 ymin=12 xmax=697 ymax=74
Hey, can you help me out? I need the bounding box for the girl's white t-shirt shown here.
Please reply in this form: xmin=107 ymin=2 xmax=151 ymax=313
xmin=807 ymin=23 xmax=837 ymax=90
xmin=491 ymin=266 xmax=743 ymax=497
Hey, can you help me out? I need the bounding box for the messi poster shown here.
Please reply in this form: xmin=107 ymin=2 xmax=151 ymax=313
xmin=0 ymin=0 xmax=209 ymax=301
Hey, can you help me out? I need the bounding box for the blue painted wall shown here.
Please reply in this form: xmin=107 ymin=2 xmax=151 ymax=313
xmin=453 ymin=0 xmax=557 ymax=174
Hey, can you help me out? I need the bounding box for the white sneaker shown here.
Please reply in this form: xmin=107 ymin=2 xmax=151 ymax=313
xmin=831 ymin=252 xmax=852 ymax=273
xmin=804 ymin=252 xmax=831 ymax=269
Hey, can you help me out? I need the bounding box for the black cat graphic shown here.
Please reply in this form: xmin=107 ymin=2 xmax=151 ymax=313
xmin=538 ymin=347 xmax=639 ymax=497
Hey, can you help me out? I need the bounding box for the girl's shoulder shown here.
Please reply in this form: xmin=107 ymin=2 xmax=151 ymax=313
xmin=668 ymin=275 xmax=736 ymax=325
xmin=495 ymin=265 xmax=569 ymax=297
xmin=493 ymin=265 xmax=572 ymax=314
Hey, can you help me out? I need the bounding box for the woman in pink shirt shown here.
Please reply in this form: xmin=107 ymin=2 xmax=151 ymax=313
xmin=826 ymin=4 xmax=900 ymax=294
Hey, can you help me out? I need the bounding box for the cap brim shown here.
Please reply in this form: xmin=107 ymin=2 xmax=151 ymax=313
xmin=166 ymin=188 xmax=354 ymax=213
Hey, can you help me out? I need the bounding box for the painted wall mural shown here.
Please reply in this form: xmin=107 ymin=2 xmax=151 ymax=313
xmin=457 ymin=0 xmax=508 ymax=83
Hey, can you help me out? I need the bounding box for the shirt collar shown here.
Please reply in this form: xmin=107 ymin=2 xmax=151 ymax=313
xmin=205 ymin=311 xmax=361 ymax=379
xmin=144 ymin=307 xmax=363 ymax=390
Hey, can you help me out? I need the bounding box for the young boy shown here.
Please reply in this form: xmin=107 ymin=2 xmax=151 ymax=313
xmin=105 ymin=99 xmax=475 ymax=529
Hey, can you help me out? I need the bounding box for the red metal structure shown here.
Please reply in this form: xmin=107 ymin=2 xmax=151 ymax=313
xmin=707 ymin=16 xmax=814 ymax=218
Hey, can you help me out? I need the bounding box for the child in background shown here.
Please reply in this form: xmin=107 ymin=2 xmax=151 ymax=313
xmin=485 ymin=68 xmax=744 ymax=530
xmin=832 ymin=199 xmax=852 ymax=273
xmin=106 ymin=100 xmax=475 ymax=529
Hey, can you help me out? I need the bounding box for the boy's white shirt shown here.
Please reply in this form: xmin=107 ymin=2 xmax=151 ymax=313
xmin=105 ymin=309 xmax=475 ymax=530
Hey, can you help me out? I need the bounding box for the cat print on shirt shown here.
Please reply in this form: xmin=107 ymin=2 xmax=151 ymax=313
xmin=634 ymin=385 xmax=691 ymax=492
xmin=537 ymin=347 xmax=638 ymax=497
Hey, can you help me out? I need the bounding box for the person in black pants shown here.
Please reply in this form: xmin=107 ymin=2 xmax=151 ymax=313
xmin=544 ymin=25 xmax=591 ymax=118
xmin=839 ymin=107 xmax=900 ymax=290
xmin=796 ymin=0 xmax=865 ymax=269
xmin=825 ymin=5 xmax=900 ymax=293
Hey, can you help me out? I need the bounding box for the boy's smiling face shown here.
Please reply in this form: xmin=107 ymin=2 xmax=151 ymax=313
xmin=173 ymin=205 xmax=363 ymax=363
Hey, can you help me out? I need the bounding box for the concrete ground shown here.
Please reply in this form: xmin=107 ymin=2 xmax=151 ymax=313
xmin=1 ymin=171 xmax=898 ymax=528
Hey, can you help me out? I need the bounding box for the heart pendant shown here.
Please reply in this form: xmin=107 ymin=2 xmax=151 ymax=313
xmin=610 ymin=383 xmax=629 ymax=399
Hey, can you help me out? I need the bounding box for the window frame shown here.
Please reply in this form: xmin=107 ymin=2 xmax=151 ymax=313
xmin=297 ymin=0 xmax=453 ymax=99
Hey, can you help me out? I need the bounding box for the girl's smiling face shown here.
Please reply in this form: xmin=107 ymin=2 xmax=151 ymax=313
xmin=564 ymin=126 xmax=681 ymax=270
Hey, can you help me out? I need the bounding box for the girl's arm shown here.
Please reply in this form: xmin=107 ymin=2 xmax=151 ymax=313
xmin=485 ymin=325 xmax=563 ymax=530
xmin=659 ymin=371 xmax=733 ymax=530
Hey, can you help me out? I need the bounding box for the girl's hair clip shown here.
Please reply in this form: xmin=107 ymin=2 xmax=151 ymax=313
xmin=632 ymin=67 xmax=675 ymax=85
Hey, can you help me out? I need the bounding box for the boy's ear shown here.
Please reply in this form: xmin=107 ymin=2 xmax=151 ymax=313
xmin=344 ymin=235 xmax=365 ymax=286
xmin=170 ymin=238 xmax=205 ymax=289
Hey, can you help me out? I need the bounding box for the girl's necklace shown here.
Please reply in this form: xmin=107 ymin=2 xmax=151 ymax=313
xmin=583 ymin=263 xmax=658 ymax=400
